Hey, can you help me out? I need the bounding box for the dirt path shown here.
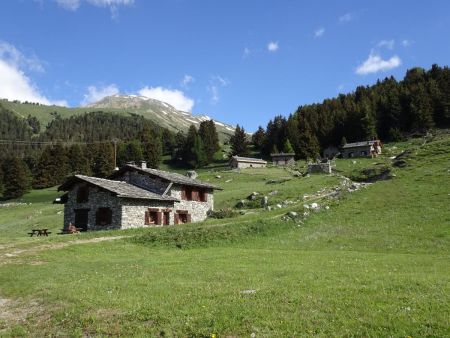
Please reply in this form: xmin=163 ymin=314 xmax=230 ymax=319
xmin=1 ymin=236 xmax=129 ymax=262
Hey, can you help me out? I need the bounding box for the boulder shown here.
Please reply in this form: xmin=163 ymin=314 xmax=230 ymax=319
xmin=261 ymin=196 xmax=268 ymax=207
xmin=310 ymin=202 xmax=319 ymax=209
xmin=236 ymin=200 xmax=246 ymax=208
xmin=247 ymin=192 xmax=259 ymax=200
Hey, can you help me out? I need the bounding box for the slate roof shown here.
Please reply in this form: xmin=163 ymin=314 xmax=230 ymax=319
xmin=230 ymin=156 xmax=267 ymax=164
xmin=342 ymin=140 xmax=377 ymax=149
xmin=112 ymin=165 xmax=221 ymax=190
xmin=270 ymin=153 xmax=295 ymax=157
xmin=58 ymin=175 xmax=178 ymax=201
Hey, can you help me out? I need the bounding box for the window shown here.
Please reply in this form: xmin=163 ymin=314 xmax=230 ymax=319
xmin=77 ymin=185 xmax=89 ymax=203
xmin=199 ymin=190 xmax=207 ymax=202
xmin=96 ymin=207 xmax=112 ymax=226
xmin=145 ymin=209 xmax=161 ymax=225
xmin=175 ymin=211 xmax=191 ymax=224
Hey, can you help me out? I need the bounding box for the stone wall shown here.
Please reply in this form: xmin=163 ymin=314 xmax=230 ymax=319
xmin=64 ymin=183 xmax=122 ymax=231
xmin=120 ymin=199 xmax=174 ymax=229
xmin=169 ymin=185 xmax=214 ymax=222
xmin=231 ymin=161 xmax=266 ymax=169
xmin=307 ymin=161 xmax=332 ymax=174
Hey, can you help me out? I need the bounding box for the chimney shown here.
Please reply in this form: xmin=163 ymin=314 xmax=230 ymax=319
xmin=141 ymin=161 xmax=147 ymax=169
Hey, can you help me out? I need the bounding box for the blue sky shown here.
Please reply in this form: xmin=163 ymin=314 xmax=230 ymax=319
xmin=0 ymin=0 xmax=449 ymax=131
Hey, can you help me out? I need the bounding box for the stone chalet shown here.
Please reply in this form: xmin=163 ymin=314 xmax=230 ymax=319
xmin=341 ymin=140 xmax=382 ymax=158
xmin=271 ymin=153 xmax=295 ymax=166
xmin=229 ymin=156 xmax=267 ymax=169
xmin=58 ymin=163 xmax=221 ymax=231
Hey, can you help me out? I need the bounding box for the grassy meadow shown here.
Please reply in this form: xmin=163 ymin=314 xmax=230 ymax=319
xmin=0 ymin=134 xmax=449 ymax=337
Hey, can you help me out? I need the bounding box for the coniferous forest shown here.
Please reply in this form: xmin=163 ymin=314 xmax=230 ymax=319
xmin=1 ymin=64 xmax=449 ymax=199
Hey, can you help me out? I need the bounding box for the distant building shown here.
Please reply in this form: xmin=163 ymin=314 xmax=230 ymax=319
xmin=323 ymin=146 xmax=340 ymax=159
xmin=229 ymin=156 xmax=267 ymax=169
xmin=58 ymin=162 xmax=221 ymax=231
xmin=308 ymin=159 xmax=333 ymax=174
xmin=341 ymin=140 xmax=382 ymax=158
xmin=271 ymin=153 xmax=295 ymax=166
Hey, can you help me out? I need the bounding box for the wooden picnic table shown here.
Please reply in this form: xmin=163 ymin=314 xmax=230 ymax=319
xmin=28 ymin=229 xmax=52 ymax=237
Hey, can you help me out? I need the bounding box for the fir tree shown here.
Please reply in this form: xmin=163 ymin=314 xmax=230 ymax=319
xmin=297 ymin=118 xmax=320 ymax=160
xmin=251 ymin=126 xmax=266 ymax=150
xmin=190 ymin=135 xmax=208 ymax=168
xmin=91 ymin=143 xmax=115 ymax=177
xmin=283 ymin=139 xmax=294 ymax=153
xmin=198 ymin=120 xmax=220 ymax=163
xmin=140 ymin=126 xmax=162 ymax=168
xmin=33 ymin=144 xmax=70 ymax=188
xmin=117 ymin=140 xmax=144 ymax=166
xmin=230 ymin=125 xmax=249 ymax=156
xmin=68 ymin=144 xmax=91 ymax=175
xmin=2 ymin=157 xmax=31 ymax=199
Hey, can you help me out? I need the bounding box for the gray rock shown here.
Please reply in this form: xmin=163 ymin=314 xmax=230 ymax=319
xmin=287 ymin=211 xmax=298 ymax=218
xmin=247 ymin=192 xmax=259 ymax=200
xmin=236 ymin=200 xmax=246 ymax=208
xmin=186 ymin=170 xmax=198 ymax=179
xmin=215 ymin=175 xmax=222 ymax=179
xmin=261 ymin=196 xmax=268 ymax=207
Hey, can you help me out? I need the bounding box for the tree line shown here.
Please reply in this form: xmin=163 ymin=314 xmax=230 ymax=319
xmin=0 ymin=107 xmax=221 ymax=199
xmin=240 ymin=64 xmax=449 ymax=159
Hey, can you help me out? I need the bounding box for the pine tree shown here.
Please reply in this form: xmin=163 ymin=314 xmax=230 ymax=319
xmin=251 ymin=126 xmax=266 ymax=150
xmin=33 ymin=144 xmax=70 ymax=188
xmin=91 ymin=143 xmax=115 ymax=178
xmin=190 ymin=135 xmax=208 ymax=168
xmin=140 ymin=126 xmax=162 ymax=168
xmin=68 ymin=144 xmax=91 ymax=175
xmin=0 ymin=161 xmax=4 ymax=196
xmin=117 ymin=141 xmax=144 ymax=166
xmin=230 ymin=125 xmax=249 ymax=156
xmin=283 ymin=139 xmax=294 ymax=153
xmin=199 ymin=120 xmax=220 ymax=163
xmin=340 ymin=136 xmax=347 ymax=148
xmin=2 ymin=157 xmax=31 ymax=199
xmin=297 ymin=118 xmax=320 ymax=160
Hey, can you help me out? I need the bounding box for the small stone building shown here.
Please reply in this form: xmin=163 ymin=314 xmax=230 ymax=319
xmin=271 ymin=153 xmax=295 ymax=166
xmin=341 ymin=140 xmax=382 ymax=158
xmin=229 ymin=156 xmax=267 ymax=169
xmin=307 ymin=160 xmax=332 ymax=174
xmin=58 ymin=163 xmax=220 ymax=231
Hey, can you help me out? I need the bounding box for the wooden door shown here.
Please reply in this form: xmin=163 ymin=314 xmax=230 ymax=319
xmin=74 ymin=209 xmax=89 ymax=231
xmin=163 ymin=212 xmax=170 ymax=225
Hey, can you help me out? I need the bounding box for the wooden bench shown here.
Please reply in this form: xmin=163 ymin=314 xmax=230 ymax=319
xmin=28 ymin=229 xmax=52 ymax=237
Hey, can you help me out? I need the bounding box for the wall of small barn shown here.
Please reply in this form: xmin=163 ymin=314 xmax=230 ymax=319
xmin=342 ymin=145 xmax=372 ymax=158
xmin=63 ymin=183 xmax=122 ymax=231
xmin=169 ymin=185 xmax=214 ymax=222
xmin=120 ymin=199 xmax=175 ymax=229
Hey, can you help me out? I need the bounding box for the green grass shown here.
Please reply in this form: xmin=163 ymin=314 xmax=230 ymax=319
xmin=0 ymin=134 xmax=449 ymax=336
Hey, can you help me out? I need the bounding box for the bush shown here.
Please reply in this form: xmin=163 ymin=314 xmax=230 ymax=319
xmin=207 ymin=208 xmax=238 ymax=219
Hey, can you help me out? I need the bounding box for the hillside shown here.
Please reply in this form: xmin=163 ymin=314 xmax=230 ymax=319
xmin=0 ymin=95 xmax=235 ymax=141
xmin=0 ymin=133 xmax=449 ymax=336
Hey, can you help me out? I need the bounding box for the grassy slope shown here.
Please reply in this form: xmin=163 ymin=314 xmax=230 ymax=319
xmin=0 ymin=136 xmax=449 ymax=337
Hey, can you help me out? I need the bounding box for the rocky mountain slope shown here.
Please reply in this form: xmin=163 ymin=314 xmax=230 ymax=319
xmin=0 ymin=95 xmax=235 ymax=141
xmin=87 ymin=94 xmax=235 ymax=139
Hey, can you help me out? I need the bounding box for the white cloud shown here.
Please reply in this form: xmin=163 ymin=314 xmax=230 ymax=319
xmin=0 ymin=42 xmax=66 ymax=106
xmin=55 ymin=0 xmax=134 ymax=18
xmin=180 ymin=74 xmax=194 ymax=88
xmin=208 ymin=75 xmax=230 ymax=104
xmin=55 ymin=0 xmax=80 ymax=11
xmin=377 ymin=39 xmax=395 ymax=50
xmin=402 ymin=39 xmax=414 ymax=47
xmin=138 ymin=86 xmax=194 ymax=112
xmin=0 ymin=41 xmax=45 ymax=73
xmin=81 ymin=84 xmax=119 ymax=105
xmin=339 ymin=12 xmax=353 ymax=23
xmin=314 ymin=27 xmax=325 ymax=38
xmin=356 ymin=52 xmax=402 ymax=75
xmin=267 ymin=41 xmax=279 ymax=52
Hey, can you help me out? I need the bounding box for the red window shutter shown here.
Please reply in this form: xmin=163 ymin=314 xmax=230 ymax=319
xmin=174 ymin=213 xmax=179 ymax=225
xmin=186 ymin=214 xmax=192 ymax=223
xmin=145 ymin=211 xmax=149 ymax=225
xmin=156 ymin=212 xmax=162 ymax=225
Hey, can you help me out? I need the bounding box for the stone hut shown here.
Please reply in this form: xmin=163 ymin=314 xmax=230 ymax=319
xmin=229 ymin=156 xmax=267 ymax=169
xmin=341 ymin=140 xmax=382 ymax=158
xmin=271 ymin=153 xmax=295 ymax=166
xmin=58 ymin=163 xmax=221 ymax=231
xmin=307 ymin=160 xmax=332 ymax=174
